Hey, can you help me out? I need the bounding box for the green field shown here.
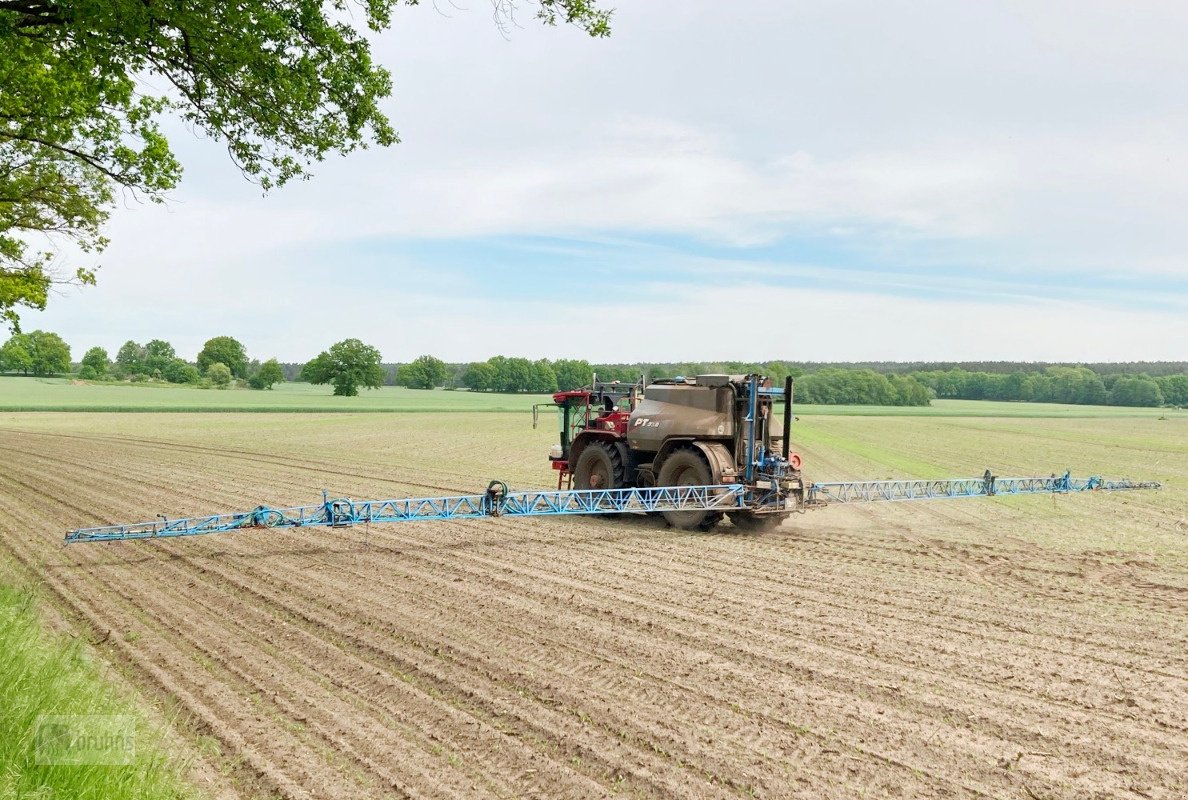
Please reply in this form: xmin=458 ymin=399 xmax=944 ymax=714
xmin=0 ymin=376 xmax=1182 ymax=417
xmin=0 ymin=377 xmax=551 ymax=412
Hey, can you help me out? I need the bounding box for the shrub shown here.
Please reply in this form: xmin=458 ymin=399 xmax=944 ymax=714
xmin=206 ymin=362 xmax=233 ymax=388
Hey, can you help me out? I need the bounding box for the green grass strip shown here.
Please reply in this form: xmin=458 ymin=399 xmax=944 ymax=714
xmin=0 ymin=584 xmax=196 ymax=800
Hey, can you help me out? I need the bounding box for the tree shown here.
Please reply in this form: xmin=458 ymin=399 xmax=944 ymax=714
xmin=529 ymin=359 xmax=559 ymax=393
xmin=205 ymin=362 xmax=232 ymax=388
xmin=2 ymin=329 xmax=71 ymax=376
xmin=1156 ymin=375 xmax=1188 ymax=407
xmin=1109 ymin=376 xmax=1163 ymax=407
xmin=162 ymin=358 xmax=200 ymax=384
xmin=1045 ymin=366 xmax=1107 ymax=405
xmin=887 ymin=374 xmax=933 ymax=406
xmin=248 ymin=358 xmax=285 ymax=390
xmin=144 ymin=339 xmax=177 ymax=375
xmin=0 ymin=2 xmax=610 ymax=330
xmin=115 ymin=340 xmax=146 ymax=376
xmin=80 ymin=346 xmax=109 ymax=376
xmin=197 ymin=336 xmax=248 ymax=378
xmin=553 ymin=359 xmax=592 ymax=391
xmin=399 ymin=355 xmax=448 ymax=390
xmin=496 ymin=357 xmax=534 ymax=392
xmin=16 ymin=330 xmax=71 ymax=375
xmin=463 ymin=362 xmax=495 ymax=392
xmin=0 ymin=334 xmax=32 ymax=374
xmin=302 ymin=339 xmax=385 ymax=397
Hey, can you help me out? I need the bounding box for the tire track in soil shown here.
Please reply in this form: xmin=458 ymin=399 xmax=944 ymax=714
xmin=4 ymin=429 xmax=1187 ymax=799
xmin=609 ymin=525 xmax=1188 ymax=672
xmin=3 ymin=455 xmax=737 ymax=797
xmin=90 ymin=480 xmax=1130 ymax=798
xmin=527 ymin=534 xmax=1188 ymax=736
xmin=270 ymin=525 xmax=1093 ymax=799
xmin=195 ymin=547 xmax=969 ymax=799
xmin=287 ymin=511 xmax=1188 ymax=798
xmin=0 ymin=464 xmax=510 ymax=800
xmin=838 ymin=501 xmax=1188 ymax=616
xmin=97 ymin=532 xmax=641 ymax=799
xmin=16 ymin=439 xmax=1188 ymax=708
xmin=11 ymin=442 xmax=1188 ymax=741
xmin=0 ymin=430 xmax=475 ymax=496
xmin=2 ymin=475 xmax=565 ymax=798
xmin=562 ymin=529 xmax=1188 ymax=686
xmin=27 ymin=432 xmax=1178 ymax=675
xmin=75 ymin=552 xmax=550 ymax=800
xmin=143 ymin=534 xmax=777 ymax=799
xmin=367 ymin=519 xmax=1188 ymax=797
xmin=6 ymin=449 xmax=964 ymax=798
xmin=0 ymin=487 xmax=345 ymax=800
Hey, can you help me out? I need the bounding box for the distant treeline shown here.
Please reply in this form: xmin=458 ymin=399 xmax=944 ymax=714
xmin=0 ymin=332 xmax=285 ymax=390
xmin=272 ymin=358 xmax=1187 ymax=408
xmin=718 ymin=360 xmax=1188 ymax=378
xmin=6 ymin=329 xmax=1182 ymax=408
xmin=914 ymin=367 xmax=1185 ymax=408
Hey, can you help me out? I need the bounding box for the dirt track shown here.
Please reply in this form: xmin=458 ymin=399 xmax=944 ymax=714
xmin=1 ymin=413 xmax=1186 ymax=799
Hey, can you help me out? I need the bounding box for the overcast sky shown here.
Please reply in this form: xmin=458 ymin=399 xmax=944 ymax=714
xmin=25 ymin=0 xmax=1188 ymax=363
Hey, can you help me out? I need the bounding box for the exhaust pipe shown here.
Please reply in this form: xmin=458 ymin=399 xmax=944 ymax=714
xmin=782 ymin=376 xmax=793 ymax=460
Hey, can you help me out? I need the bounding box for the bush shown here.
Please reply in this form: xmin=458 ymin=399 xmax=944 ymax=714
xmin=248 ymin=358 xmax=284 ymax=390
xmin=206 ymin=362 xmax=233 ymax=388
xmin=162 ymin=358 xmax=200 ymax=384
xmin=78 ymin=365 xmax=97 ymax=380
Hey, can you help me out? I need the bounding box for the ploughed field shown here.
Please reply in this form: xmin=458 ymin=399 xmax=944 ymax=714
xmin=1 ymin=411 xmax=1185 ymax=799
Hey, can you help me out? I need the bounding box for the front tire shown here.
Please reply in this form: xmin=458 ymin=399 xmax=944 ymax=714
xmin=657 ymin=448 xmax=722 ymax=531
xmin=573 ymin=442 xmax=626 ymax=491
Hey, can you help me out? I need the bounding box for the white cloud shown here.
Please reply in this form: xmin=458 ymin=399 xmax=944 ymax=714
xmin=19 ymin=0 xmax=1188 ymax=359
xmin=39 ymin=264 xmax=1188 ymax=363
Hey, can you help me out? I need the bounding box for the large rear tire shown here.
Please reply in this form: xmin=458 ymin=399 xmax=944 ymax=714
xmin=573 ymin=441 xmax=626 ymax=491
xmin=657 ymin=448 xmax=723 ymax=531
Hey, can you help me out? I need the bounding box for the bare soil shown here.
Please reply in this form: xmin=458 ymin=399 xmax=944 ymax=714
xmin=0 ymin=413 xmax=1185 ymax=799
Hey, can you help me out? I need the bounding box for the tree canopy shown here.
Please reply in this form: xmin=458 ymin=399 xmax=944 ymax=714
xmin=205 ymin=361 xmax=232 ymax=388
xmin=0 ymin=0 xmax=611 ymax=330
xmin=0 ymin=334 xmax=32 ymax=374
xmin=143 ymin=339 xmax=177 ymax=374
xmin=0 ymin=329 xmax=70 ymax=375
xmin=302 ymin=338 xmax=385 ymax=396
xmin=80 ymin=345 xmax=108 ymax=375
xmin=248 ymin=357 xmax=285 ymax=390
xmin=197 ymin=336 xmax=248 ymax=378
xmin=399 ymin=354 xmax=448 ymax=389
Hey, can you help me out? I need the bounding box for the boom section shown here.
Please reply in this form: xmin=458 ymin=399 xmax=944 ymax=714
xmin=807 ymin=471 xmax=1161 ymax=504
xmin=63 ymin=472 xmax=1160 ymax=545
xmin=64 ymin=484 xmax=746 ymax=544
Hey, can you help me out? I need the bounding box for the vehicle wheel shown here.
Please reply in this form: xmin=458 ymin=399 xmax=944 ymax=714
xmin=657 ymin=448 xmax=722 ymax=531
xmin=573 ymin=442 xmax=626 ymax=491
xmin=728 ymin=512 xmax=787 ymax=532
